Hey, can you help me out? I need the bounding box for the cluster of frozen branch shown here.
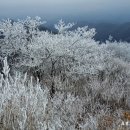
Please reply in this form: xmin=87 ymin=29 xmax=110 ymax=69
xmin=0 ymin=17 xmax=130 ymax=129
xmin=0 ymin=57 xmax=128 ymax=130
xmin=0 ymin=58 xmax=100 ymax=129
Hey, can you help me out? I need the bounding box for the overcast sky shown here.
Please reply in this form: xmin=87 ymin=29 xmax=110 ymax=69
xmin=0 ymin=0 xmax=130 ymax=23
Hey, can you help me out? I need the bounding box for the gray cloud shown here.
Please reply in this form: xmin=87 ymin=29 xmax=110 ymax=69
xmin=0 ymin=0 xmax=130 ymax=22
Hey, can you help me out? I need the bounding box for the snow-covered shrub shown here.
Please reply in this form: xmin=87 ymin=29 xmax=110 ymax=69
xmin=0 ymin=17 xmax=130 ymax=129
xmin=0 ymin=57 xmax=49 ymax=129
xmin=0 ymin=57 xmax=107 ymax=130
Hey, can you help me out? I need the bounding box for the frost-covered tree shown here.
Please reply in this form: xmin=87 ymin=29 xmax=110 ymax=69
xmin=54 ymin=19 xmax=74 ymax=33
xmin=0 ymin=17 xmax=103 ymax=94
xmin=0 ymin=17 xmax=130 ymax=102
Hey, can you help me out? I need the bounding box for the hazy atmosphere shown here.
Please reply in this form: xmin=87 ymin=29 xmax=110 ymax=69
xmin=0 ymin=0 xmax=130 ymax=23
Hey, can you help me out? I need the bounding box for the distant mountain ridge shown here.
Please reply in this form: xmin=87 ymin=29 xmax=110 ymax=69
xmin=93 ymin=22 xmax=130 ymax=42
